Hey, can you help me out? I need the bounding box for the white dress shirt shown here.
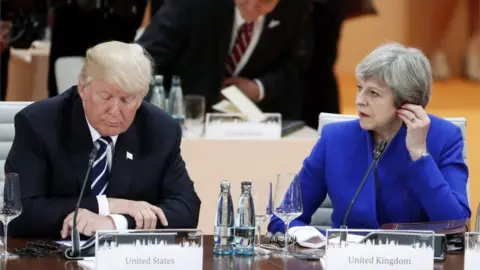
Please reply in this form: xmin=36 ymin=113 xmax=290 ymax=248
xmin=229 ymin=8 xmax=266 ymax=101
xmin=85 ymin=117 xmax=128 ymax=230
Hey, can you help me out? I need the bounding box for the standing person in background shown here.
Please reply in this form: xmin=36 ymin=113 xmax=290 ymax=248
xmin=47 ymin=0 xmax=148 ymax=97
xmin=0 ymin=19 xmax=12 ymax=101
xmin=465 ymin=0 xmax=480 ymax=81
xmin=0 ymin=0 xmax=48 ymax=100
xmin=138 ymin=0 xmax=313 ymax=121
xmin=412 ymin=0 xmax=479 ymax=82
xmin=302 ymin=0 xmax=378 ymax=129
xmin=302 ymin=0 xmax=345 ymax=129
xmin=149 ymin=0 xmax=165 ymax=17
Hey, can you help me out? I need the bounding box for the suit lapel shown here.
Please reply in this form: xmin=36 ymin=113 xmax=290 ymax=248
xmin=238 ymin=12 xmax=279 ymax=75
xmin=105 ymin=121 xmax=139 ymax=198
xmin=65 ymin=89 xmax=95 ymax=192
xmin=216 ymin=0 xmax=235 ymax=77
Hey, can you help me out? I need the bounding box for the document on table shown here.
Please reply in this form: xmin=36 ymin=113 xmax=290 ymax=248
xmin=55 ymin=240 xmax=88 ymax=247
xmin=327 ymin=233 xmax=365 ymax=244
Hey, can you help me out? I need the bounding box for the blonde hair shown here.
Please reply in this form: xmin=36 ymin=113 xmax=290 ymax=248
xmin=79 ymin=41 xmax=154 ymax=97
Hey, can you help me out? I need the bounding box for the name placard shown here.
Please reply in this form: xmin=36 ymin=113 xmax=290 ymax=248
xmin=95 ymin=229 xmax=203 ymax=270
xmin=325 ymin=229 xmax=435 ymax=270
xmin=204 ymin=113 xmax=282 ymax=140
xmin=464 ymin=232 xmax=480 ymax=270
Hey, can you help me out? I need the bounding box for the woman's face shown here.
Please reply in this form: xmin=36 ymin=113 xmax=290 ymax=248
xmin=355 ymin=77 xmax=398 ymax=132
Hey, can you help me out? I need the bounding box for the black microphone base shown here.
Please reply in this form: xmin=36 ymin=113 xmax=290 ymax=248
xmin=64 ymin=234 xmax=97 ymax=260
xmin=64 ymin=245 xmax=96 ymax=260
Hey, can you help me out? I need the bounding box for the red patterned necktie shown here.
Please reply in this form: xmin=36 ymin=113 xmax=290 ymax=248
xmin=226 ymin=22 xmax=254 ymax=75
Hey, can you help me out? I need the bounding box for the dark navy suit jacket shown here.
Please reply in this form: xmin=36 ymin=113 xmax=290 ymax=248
xmin=138 ymin=0 xmax=313 ymax=120
xmin=269 ymin=115 xmax=471 ymax=233
xmin=6 ymin=87 xmax=201 ymax=237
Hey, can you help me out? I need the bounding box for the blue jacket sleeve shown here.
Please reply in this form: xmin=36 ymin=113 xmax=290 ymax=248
xmin=407 ymin=126 xmax=471 ymax=221
xmin=268 ymin=132 xmax=328 ymax=234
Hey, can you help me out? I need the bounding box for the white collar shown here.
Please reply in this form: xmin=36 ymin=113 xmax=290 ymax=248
xmin=85 ymin=115 xmax=118 ymax=146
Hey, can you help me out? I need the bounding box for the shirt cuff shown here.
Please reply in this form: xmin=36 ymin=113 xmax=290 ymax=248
xmin=254 ymin=79 xmax=265 ymax=101
xmin=96 ymin=195 xmax=110 ymax=216
xmin=110 ymin=214 xmax=129 ymax=230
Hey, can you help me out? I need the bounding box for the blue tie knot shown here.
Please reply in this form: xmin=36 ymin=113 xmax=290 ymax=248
xmin=98 ymin=136 xmax=112 ymax=146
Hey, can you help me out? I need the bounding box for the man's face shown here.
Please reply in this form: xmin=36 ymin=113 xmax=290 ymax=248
xmin=235 ymin=0 xmax=279 ymax=22
xmin=78 ymin=79 xmax=142 ymax=136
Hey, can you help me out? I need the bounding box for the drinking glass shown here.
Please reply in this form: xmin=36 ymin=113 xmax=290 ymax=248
xmin=0 ymin=173 xmax=22 ymax=259
xmin=184 ymin=95 xmax=206 ymax=137
xmin=252 ymin=181 xmax=274 ymax=247
xmin=272 ymin=173 xmax=302 ymax=256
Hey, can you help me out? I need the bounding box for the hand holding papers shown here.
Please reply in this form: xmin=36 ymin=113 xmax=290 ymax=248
xmin=214 ymin=85 xmax=266 ymax=122
xmin=208 ymin=86 xmax=281 ymax=139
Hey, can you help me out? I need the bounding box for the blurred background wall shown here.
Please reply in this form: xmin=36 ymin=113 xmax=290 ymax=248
xmin=337 ymin=0 xmax=469 ymax=77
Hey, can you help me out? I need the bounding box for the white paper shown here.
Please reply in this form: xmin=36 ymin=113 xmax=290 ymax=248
xmin=288 ymin=226 xmax=327 ymax=249
xmin=465 ymin=249 xmax=480 ymax=270
xmin=55 ymin=240 xmax=87 ymax=247
xmin=212 ymin=99 xmax=241 ymax=113
xmin=78 ymin=259 xmax=95 ymax=270
xmin=221 ymin=85 xmax=266 ymax=122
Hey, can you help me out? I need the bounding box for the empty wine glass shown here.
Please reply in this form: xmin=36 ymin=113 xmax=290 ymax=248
xmin=0 ymin=173 xmax=22 ymax=259
xmin=252 ymin=181 xmax=274 ymax=247
xmin=272 ymin=173 xmax=303 ymax=256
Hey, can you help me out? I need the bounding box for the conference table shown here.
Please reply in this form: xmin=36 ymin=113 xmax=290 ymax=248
xmin=3 ymin=236 xmax=465 ymax=269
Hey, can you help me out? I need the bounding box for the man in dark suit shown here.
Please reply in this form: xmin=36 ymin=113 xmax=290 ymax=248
xmin=139 ymin=0 xmax=313 ymax=120
xmin=303 ymin=0 xmax=345 ymax=128
xmin=6 ymin=41 xmax=201 ymax=238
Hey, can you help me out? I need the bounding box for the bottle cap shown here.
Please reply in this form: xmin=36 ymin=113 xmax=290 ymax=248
xmin=154 ymin=75 xmax=163 ymax=83
xmin=241 ymin=181 xmax=252 ymax=190
xmin=220 ymin=180 xmax=231 ymax=188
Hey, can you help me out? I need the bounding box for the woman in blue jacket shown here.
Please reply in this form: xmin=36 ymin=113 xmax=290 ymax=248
xmin=268 ymin=42 xmax=471 ymax=234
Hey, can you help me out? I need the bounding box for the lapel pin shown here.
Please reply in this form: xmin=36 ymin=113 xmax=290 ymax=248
xmin=126 ymin=152 xmax=133 ymax=160
xmin=268 ymin=20 xmax=280 ymax=29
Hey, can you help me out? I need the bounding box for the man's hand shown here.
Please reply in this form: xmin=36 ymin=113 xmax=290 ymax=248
xmin=223 ymin=76 xmax=260 ymax=101
xmin=61 ymin=209 xmax=116 ymax=239
xmin=108 ymin=198 xmax=168 ymax=229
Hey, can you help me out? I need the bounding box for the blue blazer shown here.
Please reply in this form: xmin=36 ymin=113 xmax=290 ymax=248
xmin=268 ymin=115 xmax=471 ymax=234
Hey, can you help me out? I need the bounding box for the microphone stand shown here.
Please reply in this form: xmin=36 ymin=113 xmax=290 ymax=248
xmin=65 ymin=143 xmax=99 ymax=259
xmin=340 ymin=140 xmax=388 ymax=242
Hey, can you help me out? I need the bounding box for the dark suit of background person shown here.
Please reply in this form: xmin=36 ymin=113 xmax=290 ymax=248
xmin=138 ymin=0 xmax=313 ymax=120
xmin=302 ymin=0 xmax=379 ymax=129
xmin=0 ymin=0 xmax=48 ymax=100
xmin=5 ymin=87 xmax=201 ymax=237
xmin=47 ymin=0 xmax=148 ymax=97
xmin=302 ymin=0 xmax=345 ymax=128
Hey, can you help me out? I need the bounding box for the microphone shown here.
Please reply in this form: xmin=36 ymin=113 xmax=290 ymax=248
xmin=65 ymin=142 xmax=99 ymax=259
xmin=340 ymin=140 xmax=388 ymax=241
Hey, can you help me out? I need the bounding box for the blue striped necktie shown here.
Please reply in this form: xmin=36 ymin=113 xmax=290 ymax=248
xmin=91 ymin=136 xmax=112 ymax=195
